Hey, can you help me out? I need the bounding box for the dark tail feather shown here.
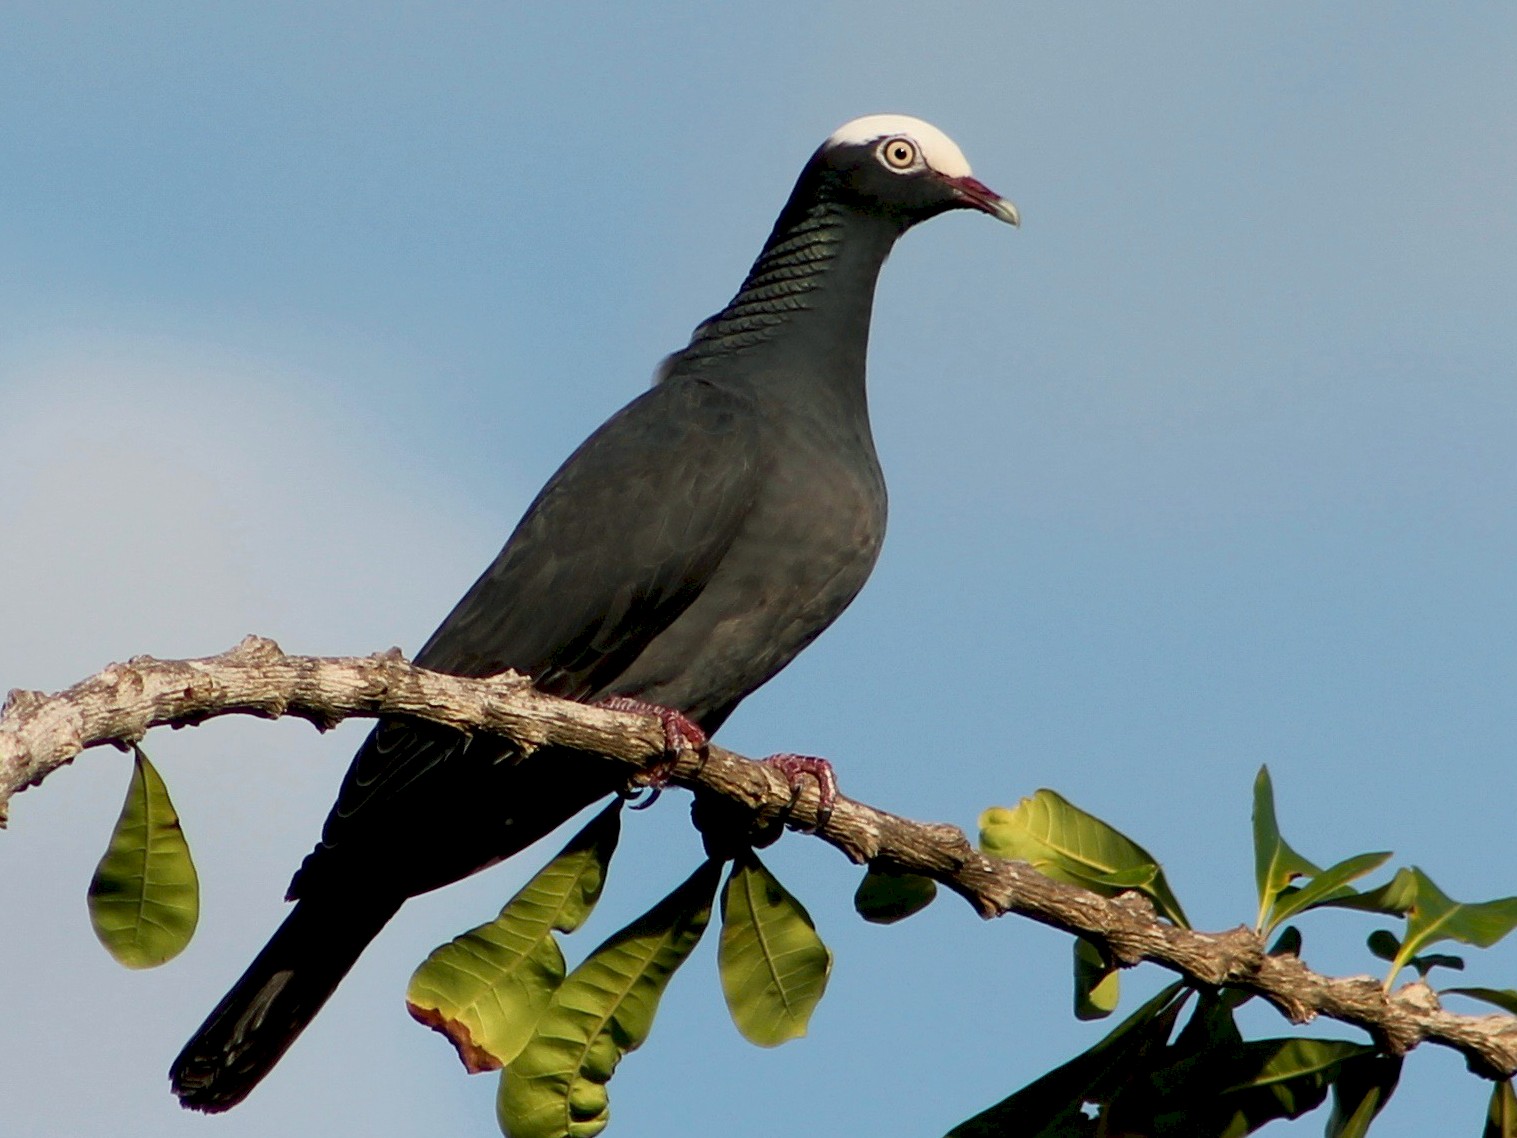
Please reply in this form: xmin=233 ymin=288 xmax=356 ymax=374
xmin=170 ymin=893 xmax=401 ymax=1113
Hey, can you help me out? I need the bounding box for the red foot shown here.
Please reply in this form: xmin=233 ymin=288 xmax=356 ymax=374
xmin=597 ymin=697 xmax=708 ymax=808
xmin=761 ymin=753 xmax=838 ymax=830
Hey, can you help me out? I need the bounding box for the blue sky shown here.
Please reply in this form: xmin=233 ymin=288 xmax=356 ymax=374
xmin=3 ymin=4 xmax=1515 ymax=1135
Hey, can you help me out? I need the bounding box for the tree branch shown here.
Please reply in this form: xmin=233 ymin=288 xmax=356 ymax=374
xmin=5 ymin=635 xmax=1516 ymax=1078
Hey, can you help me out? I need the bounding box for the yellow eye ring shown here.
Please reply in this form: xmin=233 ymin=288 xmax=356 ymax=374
xmin=879 ymin=137 xmax=918 ymax=171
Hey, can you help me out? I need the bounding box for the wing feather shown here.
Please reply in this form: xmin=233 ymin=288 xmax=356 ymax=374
xmin=296 ymin=377 xmax=763 ymax=885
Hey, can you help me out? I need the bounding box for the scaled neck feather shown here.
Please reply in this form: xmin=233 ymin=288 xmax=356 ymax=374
xmin=677 ymin=182 xmax=903 ymax=390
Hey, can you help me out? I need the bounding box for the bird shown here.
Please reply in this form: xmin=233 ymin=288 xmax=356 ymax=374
xmin=170 ymin=113 xmax=1018 ymax=1112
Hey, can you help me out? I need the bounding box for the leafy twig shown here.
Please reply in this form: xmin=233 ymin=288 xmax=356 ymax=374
xmin=6 ymin=636 xmax=1517 ymax=1077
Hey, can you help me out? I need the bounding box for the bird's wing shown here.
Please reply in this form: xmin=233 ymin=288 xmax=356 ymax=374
xmin=302 ymin=376 xmax=763 ymax=878
xmin=418 ymin=374 xmax=763 ymax=688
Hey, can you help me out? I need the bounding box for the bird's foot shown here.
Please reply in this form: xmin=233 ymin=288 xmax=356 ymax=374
xmin=597 ymin=697 xmax=708 ymax=810
xmin=760 ymin=753 xmax=838 ymax=831
xmin=597 ymin=696 xmax=708 ymax=758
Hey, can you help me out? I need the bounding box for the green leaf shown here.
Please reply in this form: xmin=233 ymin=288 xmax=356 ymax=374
xmin=1252 ymin=765 xmax=1323 ymax=931
xmin=1090 ymin=864 xmax=1159 ymax=889
xmin=1366 ymin=929 xmax=1401 ymax=962
xmin=498 ymin=859 xmax=721 ymax=1138
xmin=1445 ymin=988 xmax=1517 ymax=1016
xmin=1325 ymin=1055 xmax=1401 ymax=1138
xmin=718 ymin=851 xmax=832 ymax=1046
xmin=1266 ymin=851 xmax=1393 ymax=930
xmin=1170 ymin=989 xmax=1245 ymax=1058
xmin=1487 ymin=1080 xmax=1517 ymax=1138
xmin=1072 ymin=937 xmax=1120 ymax=1021
xmin=1317 ymin=868 xmax=1419 ymax=917
xmin=1367 ymin=931 xmax=1467 ymax=978
xmin=1409 ymin=952 xmax=1464 ymax=978
xmin=407 ymin=802 xmax=622 ymax=1072
xmin=1352 ymin=868 xmax=1517 ymax=984
xmin=854 ymin=867 xmax=937 ymax=924
xmin=1250 ymin=767 xmax=1393 ymax=934
xmin=945 ymin=982 xmax=1190 ymax=1138
xmin=1218 ymin=1039 xmax=1374 ymax=1094
xmin=1111 ymin=1037 xmax=1372 ymax=1136
xmin=1399 ymin=868 xmax=1517 ymax=950
xmin=87 ymin=746 xmax=199 ymax=968
xmin=1268 ymin=926 xmax=1302 ymax=958
xmin=980 ymin=790 xmax=1188 ymax=927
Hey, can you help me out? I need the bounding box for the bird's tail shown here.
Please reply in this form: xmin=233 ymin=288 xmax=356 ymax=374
xmin=169 ymin=892 xmax=401 ymax=1113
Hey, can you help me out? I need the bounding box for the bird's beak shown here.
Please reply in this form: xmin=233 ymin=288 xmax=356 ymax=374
xmin=946 ymin=175 xmax=1021 ymax=227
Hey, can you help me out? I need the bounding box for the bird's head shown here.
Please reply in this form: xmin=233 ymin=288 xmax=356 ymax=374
xmin=815 ymin=114 xmax=1020 ymax=230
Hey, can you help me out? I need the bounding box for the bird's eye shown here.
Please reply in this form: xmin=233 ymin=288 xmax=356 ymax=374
xmin=879 ymin=137 xmax=919 ymax=171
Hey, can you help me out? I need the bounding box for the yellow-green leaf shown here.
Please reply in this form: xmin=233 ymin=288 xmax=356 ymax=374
xmin=945 ymin=982 xmax=1190 ymax=1138
xmin=1325 ymin=1055 xmax=1401 ymax=1138
xmin=498 ymin=859 xmax=721 ymax=1138
xmin=1219 ymin=1038 xmax=1374 ymax=1095
xmin=1333 ymin=867 xmax=1517 ymax=985
xmin=1251 ymin=767 xmax=1392 ymax=935
xmin=1393 ymin=869 xmax=1517 ymax=980
xmin=1267 ymin=851 xmax=1391 ymax=931
xmin=719 ymin=851 xmax=832 ymax=1046
xmin=1109 ymin=1035 xmax=1371 ymax=1135
xmin=1364 ymin=931 xmax=1463 ymax=977
xmin=1073 ymin=936 xmax=1120 ymax=1020
xmin=980 ymin=790 xmax=1188 ymax=927
xmin=1317 ymin=867 xmax=1418 ymax=917
xmin=1366 ymin=928 xmax=1401 ymax=961
xmin=407 ymin=802 xmax=622 ymax=1072
xmin=1269 ymin=926 xmax=1302 ymax=957
xmin=1251 ymin=766 xmax=1322 ymax=930
xmin=854 ymin=867 xmax=937 ymax=924
xmin=1488 ymin=1080 xmax=1517 ymax=1138
xmin=87 ymin=747 xmax=199 ymax=968
xmin=1446 ymin=988 xmax=1517 ymax=1016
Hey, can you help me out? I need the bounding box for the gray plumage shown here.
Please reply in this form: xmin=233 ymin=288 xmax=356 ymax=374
xmin=171 ymin=114 xmax=1017 ymax=1112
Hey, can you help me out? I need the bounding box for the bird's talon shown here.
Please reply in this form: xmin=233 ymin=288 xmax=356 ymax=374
xmin=598 ymin=697 xmax=706 ymax=806
xmin=628 ymin=786 xmax=663 ymax=811
xmin=760 ymin=753 xmax=838 ymax=831
xmin=597 ymin=697 xmax=708 ymax=761
xmin=618 ymin=781 xmax=658 ymax=806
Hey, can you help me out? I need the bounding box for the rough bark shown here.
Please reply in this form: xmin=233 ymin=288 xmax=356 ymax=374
xmin=4 ymin=635 xmax=1516 ymax=1078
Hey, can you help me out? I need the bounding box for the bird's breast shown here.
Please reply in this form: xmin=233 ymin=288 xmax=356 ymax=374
xmin=605 ymin=405 xmax=886 ymax=727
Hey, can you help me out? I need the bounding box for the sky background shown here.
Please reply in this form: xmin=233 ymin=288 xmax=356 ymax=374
xmin=3 ymin=4 xmax=1515 ymax=1136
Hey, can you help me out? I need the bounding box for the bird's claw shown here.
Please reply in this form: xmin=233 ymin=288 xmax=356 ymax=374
xmin=597 ymin=697 xmax=708 ymax=809
xmin=620 ymin=784 xmax=663 ymax=811
xmin=760 ymin=753 xmax=838 ymax=831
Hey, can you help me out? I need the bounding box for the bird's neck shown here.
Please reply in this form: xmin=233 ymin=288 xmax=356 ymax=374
xmin=680 ymin=194 xmax=903 ymax=406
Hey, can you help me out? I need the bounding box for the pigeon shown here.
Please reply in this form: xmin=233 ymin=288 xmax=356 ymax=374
xmin=170 ymin=113 xmax=1018 ymax=1112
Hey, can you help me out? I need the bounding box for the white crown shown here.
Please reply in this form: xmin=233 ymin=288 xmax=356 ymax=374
xmin=824 ymin=115 xmax=973 ymax=178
